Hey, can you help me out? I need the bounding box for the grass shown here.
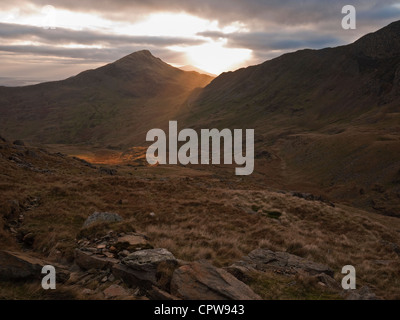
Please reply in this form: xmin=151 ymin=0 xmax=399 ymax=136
xmin=1 ymin=139 xmax=400 ymax=299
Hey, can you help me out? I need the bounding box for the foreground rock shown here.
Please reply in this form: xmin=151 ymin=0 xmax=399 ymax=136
xmin=116 ymin=234 xmax=152 ymax=251
xmin=83 ymin=212 xmax=123 ymax=227
xmin=345 ymin=286 xmax=378 ymax=300
xmin=228 ymin=248 xmax=334 ymax=280
xmin=74 ymin=249 xmax=119 ymax=270
xmin=170 ymin=260 xmax=261 ymax=300
xmin=113 ymin=248 xmax=178 ymax=289
xmin=0 ymin=250 xmax=69 ymax=282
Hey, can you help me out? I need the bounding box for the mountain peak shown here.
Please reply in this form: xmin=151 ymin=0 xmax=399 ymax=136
xmin=114 ymin=49 xmax=162 ymax=66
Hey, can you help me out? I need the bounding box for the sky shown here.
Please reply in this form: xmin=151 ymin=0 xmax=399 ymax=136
xmin=1 ymin=0 xmax=400 ymax=85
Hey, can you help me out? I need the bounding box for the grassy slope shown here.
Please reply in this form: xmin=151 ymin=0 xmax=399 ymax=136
xmin=1 ymin=138 xmax=400 ymax=299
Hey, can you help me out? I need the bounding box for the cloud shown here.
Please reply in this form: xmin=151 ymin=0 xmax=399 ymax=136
xmin=8 ymin=0 xmax=399 ymax=26
xmin=198 ymin=30 xmax=342 ymax=52
xmin=0 ymin=22 xmax=205 ymax=47
xmin=1 ymin=0 xmax=400 ymax=82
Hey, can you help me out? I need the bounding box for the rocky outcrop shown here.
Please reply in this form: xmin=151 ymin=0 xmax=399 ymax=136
xmin=170 ymin=260 xmax=261 ymax=300
xmin=116 ymin=234 xmax=152 ymax=251
xmin=227 ymin=248 xmax=334 ymax=280
xmin=83 ymin=212 xmax=123 ymax=227
xmin=113 ymin=248 xmax=177 ymax=288
xmin=0 ymin=250 xmax=69 ymax=282
xmin=74 ymin=249 xmax=119 ymax=270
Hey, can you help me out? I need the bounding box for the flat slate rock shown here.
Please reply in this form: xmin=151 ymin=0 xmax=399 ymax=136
xmin=170 ymin=260 xmax=261 ymax=300
xmin=74 ymin=249 xmax=119 ymax=270
xmin=0 ymin=250 xmax=69 ymax=282
xmin=228 ymin=248 xmax=334 ymax=278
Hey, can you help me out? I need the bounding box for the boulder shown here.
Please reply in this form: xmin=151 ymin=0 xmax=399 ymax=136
xmin=170 ymin=260 xmax=261 ymax=300
xmin=112 ymin=249 xmax=178 ymax=288
xmin=115 ymin=234 xmax=152 ymax=251
xmin=228 ymin=248 xmax=334 ymax=278
xmin=83 ymin=212 xmax=123 ymax=227
xmin=74 ymin=249 xmax=118 ymax=270
xmin=113 ymin=248 xmax=177 ymax=288
xmin=0 ymin=250 xmax=69 ymax=282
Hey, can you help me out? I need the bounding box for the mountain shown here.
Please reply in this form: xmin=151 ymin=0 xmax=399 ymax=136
xmin=189 ymin=21 xmax=400 ymax=128
xmin=182 ymin=21 xmax=400 ymax=216
xmin=0 ymin=50 xmax=213 ymax=146
xmin=179 ymin=65 xmax=217 ymax=77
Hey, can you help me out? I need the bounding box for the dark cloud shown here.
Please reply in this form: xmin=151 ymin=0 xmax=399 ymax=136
xmin=0 ymin=43 xmax=176 ymax=63
xmin=10 ymin=0 xmax=400 ymax=26
xmin=0 ymin=22 xmax=204 ymax=46
xmin=198 ymin=30 xmax=342 ymax=51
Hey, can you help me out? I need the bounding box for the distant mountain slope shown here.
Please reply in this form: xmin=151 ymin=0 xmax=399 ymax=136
xmin=189 ymin=21 xmax=400 ymax=129
xmin=0 ymin=50 xmax=213 ymax=146
xmin=183 ymin=21 xmax=400 ymax=217
xmin=179 ymin=65 xmax=217 ymax=77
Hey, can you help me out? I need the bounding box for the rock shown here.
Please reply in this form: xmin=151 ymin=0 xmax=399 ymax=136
xmin=0 ymin=250 xmax=44 ymax=280
xmin=112 ymin=263 xmax=150 ymax=288
xmin=22 ymin=233 xmax=35 ymax=246
xmin=290 ymin=192 xmax=335 ymax=207
xmin=108 ymin=274 xmax=115 ymax=282
xmin=99 ymin=167 xmax=117 ymax=175
xmin=83 ymin=212 xmax=123 ymax=227
xmin=25 ymin=150 xmax=38 ymax=158
xmin=74 ymin=249 xmax=118 ymax=270
xmin=123 ymin=248 xmax=177 ymax=272
xmin=13 ymin=140 xmax=25 ymax=146
xmin=82 ymin=288 xmax=94 ymax=295
xmin=228 ymin=248 xmax=334 ymax=278
xmin=149 ymin=212 xmax=156 ymax=217
xmin=0 ymin=250 xmax=69 ymax=282
xmin=147 ymin=285 xmax=180 ymax=300
xmin=116 ymin=234 xmax=152 ymax=251
xmin=345 ymin=286 xmax=378 ymax=300
xmin=170 ymin=260 xmax=261 ymax=300
xmin=313 ymin=273 xmax=341 ymax=290
xmin=0 ymin=135 xmax=6 ymax=142
xmin=114 ymin=249 xmax=177 ymax=288
xmin=103 ymin=284 xmax=129 ymax=299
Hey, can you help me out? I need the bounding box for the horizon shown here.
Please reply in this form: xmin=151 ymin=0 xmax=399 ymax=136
xmin=1 ymin=1 xmax=400 ymax=86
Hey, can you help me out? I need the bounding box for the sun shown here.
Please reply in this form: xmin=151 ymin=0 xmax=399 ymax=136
xmin=169 ymin=40 xmax=252 ymax=75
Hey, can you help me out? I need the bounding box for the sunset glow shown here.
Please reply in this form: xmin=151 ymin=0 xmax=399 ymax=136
xmin=0 ymin=1 xmax=395 ymax=84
